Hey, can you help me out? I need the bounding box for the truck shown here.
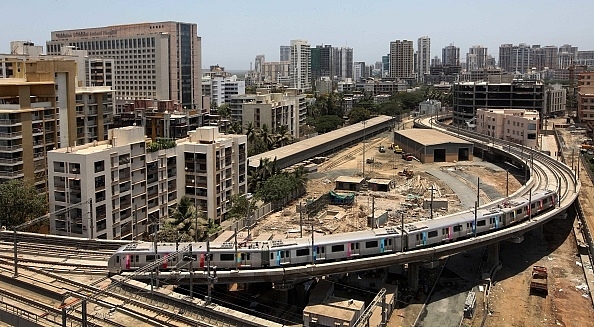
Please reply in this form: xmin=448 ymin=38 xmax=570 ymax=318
xmin=530 ymin=266 xmax=548 ymax=295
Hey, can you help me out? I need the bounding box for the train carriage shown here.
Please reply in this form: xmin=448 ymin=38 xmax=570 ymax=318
xmin=107 ymin=189 xmax=558 ymax=276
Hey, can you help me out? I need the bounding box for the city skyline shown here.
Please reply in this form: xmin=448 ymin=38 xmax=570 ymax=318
xmin=2 ymin=0 xmax=593 ymax=69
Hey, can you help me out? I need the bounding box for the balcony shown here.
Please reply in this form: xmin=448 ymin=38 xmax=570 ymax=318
xmin=0 ymin=132 xmax=21 ymax=138
xmin=0 ymin=170 xmax=23 ymax=177
xmin=0 ymin=157 xmax=22 ymax=165
xmin=0 ymin=119 xmax=21 ymax=126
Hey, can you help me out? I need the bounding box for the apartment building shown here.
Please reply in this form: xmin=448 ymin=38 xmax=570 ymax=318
xmin=178 ymin=127 xmax=247 ymax=225
xmin=475 ymin=108 xmax=539 ymax=148
xmin=466 ymin=45 xmax=488 ymax=70
xmin=417 ymin=36 xmax=431 ymax=81
xmin=47 ymin=21 xmax=202 ymax=109
xmin=452 ymin=79 xmax=544 ymax=124
xmin=48 ymin=125 xmax=247 ymax=240
xmin=578 ymin=72 xmax=594 ymax=124
xmin=332 ymin=47 xmax=354 ymax=81
xmin=202 ymin=75 xmax=245 ymax=108
xmin=544 ymin=84 xmax=566 ymax=118
xmin=229 ymin=89 xmax=306 ymax=138
xmin=48 ymin=126 xmax=177 ymax=239
xmin=442 ymin=44 xmax=460 ymax=66
xmin=389 ymin=40 xmax=414 ymax=79
xmin=311 ymin=45 xmax=333 ymax=82
xmin=290 ymin=40 xmax=311 ymax=91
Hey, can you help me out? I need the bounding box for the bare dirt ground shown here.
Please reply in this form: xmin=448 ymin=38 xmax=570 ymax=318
xmin=248 ymin=119 xmax=594 ymax=327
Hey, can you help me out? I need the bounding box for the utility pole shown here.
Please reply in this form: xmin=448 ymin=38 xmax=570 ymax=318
xmin=371 ymin=195 xmax=375 ymax=228
xmin=311 ymin=218 xmax=315 ymax=265
xmin=189 ymin=243 xmax=193 ymax=299
xmin=234 ymin=221 xmax=239 ymax=271
xmin=400 ymin=210 xmax=405 ymax=252
xmin=362 ymin=120 xmax=367 ymax=178
xmin=474 ymin=201 xmax=478 ymax=238
xmin=133 ymin=204 xmax=137 ymax=242
xmin=88 ymin=198 xmax=93 ymax=240
xmin=430 ymin=186 xmax=434 ymax=219
xmin=506 ymin=169 xmax=509 ymax=198
xmin=528 ymin=188 xmax=532 ymax=221
xmin=299 ymin=201 xmax=304 ymax=238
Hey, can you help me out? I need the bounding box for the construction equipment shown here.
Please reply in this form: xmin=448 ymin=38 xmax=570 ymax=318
xmin=366 ymin=157 xmax=375 ymax=164
xmin=530 ymin=266 xmax=548 ymax=295
xmin=398 ymin=167 xmax=414 ymax=178
xmin=378 ymin=145 xmax=386 ymax=153
xmin=390 ymin=143 xmax=403 ymax=153
xmin=401 ymin=152 xmax=412 ymax=159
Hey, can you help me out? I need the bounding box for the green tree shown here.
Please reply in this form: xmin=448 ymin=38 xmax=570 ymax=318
xmin=314 ymin=115 xmax=345 ymax=133
xmin=164 ymin=196 xmax=208 ymax=241
xmin=228 ymin=193 xmax=259 ymax=221
xmin=217 ymin=103 xmax=231 ymax=118
xmin=0 ymin=179 xmax=47 ymax=227
xmin=348 ymin=106 xmax=371 ymax=124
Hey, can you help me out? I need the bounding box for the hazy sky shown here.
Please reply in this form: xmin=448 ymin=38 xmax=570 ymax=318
xmin=3 ymin=0 xmax=593 ymax=69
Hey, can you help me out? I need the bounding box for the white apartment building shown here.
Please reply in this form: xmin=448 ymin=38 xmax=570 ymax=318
xmin=476 ymin=108 xmax=539 ymax=149
xmin=178 ymin=127 xmax=247 ymax=225
xmin=416 ymin=99 xmax=442 ymax=116
xmin=290 ymin=40 xmax=311 ymax=91
xmin=417 ymin=36 xmax=431 ymax=81
xmin=48 ymin=125 xmax=247 ymax=240
xmin=48 ymin=126 xmax=176 ymax=239
xmin=202 ymin=75 xmax=245 ymax=108
xmin=229 ymin=89 xmax=306 ymax=138
xmin=544 ymin=84 xmax=566 ymax=118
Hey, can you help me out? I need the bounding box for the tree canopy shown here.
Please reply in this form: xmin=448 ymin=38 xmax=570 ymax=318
xmin=0 ymin=179 xmax=47 ymax=228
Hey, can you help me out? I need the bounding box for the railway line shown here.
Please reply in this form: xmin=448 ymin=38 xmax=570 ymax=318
xmin=0 ymin=259 xmax=237 ymax=326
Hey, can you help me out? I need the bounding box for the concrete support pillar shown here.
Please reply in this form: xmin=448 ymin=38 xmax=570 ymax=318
xmin=487 ymin=242 xmax=500 ymax=267
xmin=532 ymin=225 xmax=544 ymax=239
xmin=407 ymin=262 xmax=420 ymax=292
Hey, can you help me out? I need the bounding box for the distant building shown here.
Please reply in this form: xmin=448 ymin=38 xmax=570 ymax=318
xmin=452 ymin=79 xmax=544 ymax=124
xmin=202 ymin=75 xmax=245 ymax=108
xmin=466 ymin=45 xmax=488 ymax=70
xmin=417 ymin=36 xmax=431 ymax=81
xmin=498 ymin=43 xmax=532 ymax=73
xmin=310 ymin=44 xmax=333 ymax=82
xmin=578 ymin=72 xmax=594 ymax=125
xmin=416 ymin=99 xmax=442 ymax=116
xmin=389 ymin=40 xmax=414 ymax=79
xmin=289 ymin=39 xmax=311 ymax=91
xmin=229 ymin=89 xmax=306 ymax=138
xmin=475 ymin=108 xmax=539 ymax=149
xmin=47 ymin=21 xmax=202 ymax=109
xmin=332 ymin=47 xmax=353 ymax=80
xmin=544 ymin=84 xmax=566 ymax=117
xmin=442 ymin=44 xmax=460 ymax=66
xmin=280 ymin=45 xmax=291 ymax=62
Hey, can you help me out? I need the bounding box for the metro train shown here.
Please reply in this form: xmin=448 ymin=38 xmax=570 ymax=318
xmin=107 ymin=189 xmax=557 ymax=274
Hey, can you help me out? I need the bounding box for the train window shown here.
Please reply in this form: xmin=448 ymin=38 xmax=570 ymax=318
xmin=442 ymin=228 xmax=447 ymax=235
xmin=135 ymin=255 xmax=139 ymax=262
xmin=220 ymin=254 xmax=235 ymax=261
xmin=280 ymin=251 xmax=284 ymax=258
xmin=531 ymin=203 xmax=536 ymax=209
xmin=416 ymin=234 xmax=421 ymax=241
xmin=270 ymin=253 xmax=274 ymax=260
xmin=477 ymin=220 xmax=486 ymax=227
xmin=241 ymin=253 xmax=250 ymax=260
xmin=467 ymin=223 xmax=471 ymax=229
xmin=516 ymin=209 xmax=522 ymax=215
xmin=428 ymin=231 xmax=438 ymax=238
xmin=285 ymin=251 xmax=290 ymax=257
xmin=543 ymin=198 xmax=548 ymax=204
xmin=499 ymin=216 xmax=502 ymax=222
xmin=296 ymin=249 xmax=309 ymax=256
xmin=350 ymin=243 xmax=360 ymax=250
xmin=332 ymin=244 xmax=345 ymax=252
xmin=146 ymin=255 xmax=155 ymax=262
xmin=365 ymin=241 xmax=378 ymax=248
xmin=388 ymin=239 xmax=392 ymax=246
xmin=116 ymin=256 xmax=120 ymax=263
xmin=454 ymin=225 xmax=462 ymax=232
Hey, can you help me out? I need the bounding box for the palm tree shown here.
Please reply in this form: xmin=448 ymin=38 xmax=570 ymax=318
xmin=229 ymin=121 xmax=243 ymax=134
xmin=274 ymin=125 xmax=293 ymax=148
xmin=245 ymin=122 xmax=256 ymax=144
xmin=165 ymin=196 xmax=208 ymax=241
xmin=258 ymin=124 xmax=274 ymax=151
xmin=292 ymin=165 xmax=309 ymax=192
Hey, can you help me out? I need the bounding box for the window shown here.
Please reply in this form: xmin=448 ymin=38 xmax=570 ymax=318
xmin=477 ymin=220 xmax=486 ymax=227
xmin=146 ymin=255 xmax=155 ymax=262
xmin=428 ymin=231 xmax=438 ymax=238
xmin=53 ymin=161 xmax=65 ymax=173
xmin=331 ymin=244 xmax=345 ymax=252
xmin=365 ymin=241 xmax=378 ymax=248
xmin=350 ymin=243 xmax=359 ymax=250
xmin=240 ymin=253 xmax=250 ymax=261
xmin=220 ymin=254 xmax=235 ymax=261
xmin=296 ymin=249 xmax=309 ymax=256
xmin=453 ymin=225 xmax=462 ymax=232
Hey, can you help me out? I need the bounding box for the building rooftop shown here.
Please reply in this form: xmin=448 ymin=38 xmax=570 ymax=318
xmin=249 ymin=115 xmax=393 ymax=168
xmin=335 ymin=176 xmax=365 ymax=184
xmin=395 ymin=129 xmax=472 ymax=146
xmin=0 ymin=78 xmax=54 ymax=86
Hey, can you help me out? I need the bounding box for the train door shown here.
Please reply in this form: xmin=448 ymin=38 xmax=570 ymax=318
xmin=384 ymin=238 xmax=394 ymax=252
xmin=240 ymin=252 xmax=252 ymax=267
xmin=348 ymin=242 xmax=360 ymax=257
xmin=261 ymin=248 xmax=270 ymax=267
xmin=442 ymin=227 xmax=453 ymax=242
xmin=413 ymin=232 xmax=427 ymax=247
xmin=125 ymin=254 xmax=131 ymax=270
xmin=277 ymin=250 xmax=291 ymax=265
xmin=315 ymin=246 xmax=326 ymax=261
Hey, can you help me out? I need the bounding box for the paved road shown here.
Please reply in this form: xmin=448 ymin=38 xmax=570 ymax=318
xmin=415 ymin=247 xmax=484 ymax=327
xmin=426 ymin=169 xmax=484 ymax=209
